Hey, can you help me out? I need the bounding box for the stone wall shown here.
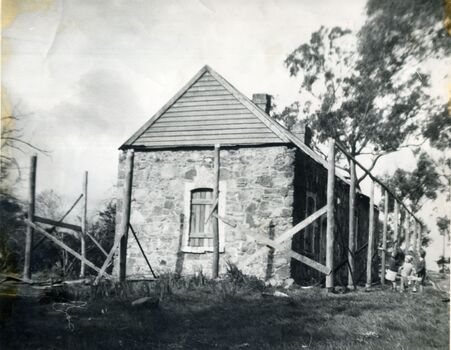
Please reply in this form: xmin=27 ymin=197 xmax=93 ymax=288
xmin=115 ymin=145 xmax=296 ymax=281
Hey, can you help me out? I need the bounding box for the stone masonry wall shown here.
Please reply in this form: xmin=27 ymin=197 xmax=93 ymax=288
xmin=115 ymin=146 xmax=296 ymax=281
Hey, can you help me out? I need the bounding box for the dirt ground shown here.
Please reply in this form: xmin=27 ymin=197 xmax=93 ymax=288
xmin=0 ymin=276 xmax=449 ymax=350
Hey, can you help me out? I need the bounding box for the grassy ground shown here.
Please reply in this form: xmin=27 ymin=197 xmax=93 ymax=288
xmin=0 ymin=277 xmax=449 ymax=350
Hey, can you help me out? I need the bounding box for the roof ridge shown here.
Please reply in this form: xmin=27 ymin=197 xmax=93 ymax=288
xmin=119 ymin=64 xmax=350 ymax=186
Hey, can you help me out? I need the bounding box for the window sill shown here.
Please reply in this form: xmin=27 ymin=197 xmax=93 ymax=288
xmin=181 ymin=246 xmax=225 ymax=254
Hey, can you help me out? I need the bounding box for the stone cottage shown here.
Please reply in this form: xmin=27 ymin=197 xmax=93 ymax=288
xmin=115 ymin=65 xmax=376 ymax=285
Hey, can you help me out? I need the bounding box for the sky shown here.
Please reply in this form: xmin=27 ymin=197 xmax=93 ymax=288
xmin=2 ymin=0 xmax=449 ymax=269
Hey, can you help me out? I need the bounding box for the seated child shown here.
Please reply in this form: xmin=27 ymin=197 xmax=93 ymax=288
xmin=399 ymin=255 xmax=416 ymax=292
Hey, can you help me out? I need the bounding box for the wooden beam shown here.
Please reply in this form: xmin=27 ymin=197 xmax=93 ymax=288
xmin=212 ymin=144 xmax=220 ymax=278
xmin=326 ymin=139 xmax=336 ymax=290
xmin=80 ymin=171 xmax=88 ymax=278
xmin=413 ymin=218 xmax=418 ymax=254
xmin=32 ymin=193 xmax=83 ymax=250
xmin=405 ymin=215 xmax=411 ymax=254
xmin=247 ymin=233 xmax=331 ymax=275
xmin=23 ymin=154 xmax=37 ymax=281
xmin=24 ymin=219 xmax=111 ymax=278
xmin=213 ymin=213 xmax=236 ymax=228
xmin=95 ymin=150 xmax=135 ymax=285
xmin=334 ymin=141 xmax=422 ymax=223
xmin=318 ymin=242 xmax=369 ymax=286
xmin=417 ymin=222 xmax=422 ymax=252
xmin=347 ymin=161 xmax=356 ymax=290
xmin=366 ymin=180 xmax=375 ymax=288
xmin=58 ymin=194 xmax=83 ymax=226
xmin=33 ymin=216 xmax=82 ymax=232
xmin=265 ymin=221 xmax=275 ymax=281
xmin=394 ymin=200 xmax=399 ymax=244
xmin=204 ymin=196 xmax=219 ymax=224
xmin=381 ymin=189 xmax=388 ymax=286
xmin=119 ymin=150 xmax=134 ymax=282
xmin=85 ymin=231 xmax=108 ymax=257
xmin=129 ymin=224 xmax=157 ymax=278
xmin=239 ymin=205 xmax=327 ymax=268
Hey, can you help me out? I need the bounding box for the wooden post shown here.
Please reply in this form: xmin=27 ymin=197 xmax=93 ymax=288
xmin=366 ymin=180 xmax=375 ymax=288
xmin=394 ymin=200 xmax=399 ymax=245
xmin=381 ymin=189 xmax=388 ymax=286
xmin=212 ymin=144 xmax=220 ymax=278
xmin=326 ymin=139 xmax=335 ymax=290
xmin=405 ymin=215 xmax=411 ymax=254
xmin=417 ymin=222 xmax=422 ymax=252
xmin=347 ymin=161 xmax=356 ymax=290
xmin=413 ymin=219 xmax=418 ymax=254
xmin=265 ymin=220 xmax=275 ymax=281
xmin=119 ymin=150 xmax=134 ymax=282
xmin=80 ymin=171 xmax=88 ymax=277
xmin=23 ymin=154 xmax=37 ymax=280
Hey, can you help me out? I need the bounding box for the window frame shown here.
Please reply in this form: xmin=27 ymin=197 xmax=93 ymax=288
xmin=188 ymin=188 xmax=214 ymax=247
xmin=182 ymin=181 xmax=226 ymax=253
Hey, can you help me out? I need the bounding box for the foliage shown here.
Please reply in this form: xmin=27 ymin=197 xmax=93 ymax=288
xmin=0 ymin=99 xmax=51 ymax=272
xmin=360 ymin=0 xmax=450 ymax=153
xmin=381 ymin=152 xmax=443 ymax=214
xmin=0 ymin=194 xmax=26 ymax=272
xmin=362 ymin=0 xmax=449 ymax=72
xmin=282 ymin=26 xmax=426 ymax=174
xmin=436 ymin=215 xmax=450 ymax=268
xmin=436 ymin=215 xmax=450 ymax=239
xmin=281 ymin=1 xmax=448 ymax=176
xmin=0 ymin=186 xmax=117 ymax=278
xmin=422 ymin=108 xmax=451 ymax=151
xmin=0 ymin=190 xmax=77 ymax=275
xmin=87 ymin=199 xmax=116 ymax=270
xmin=1 ymin=105 xmax=48 ymax=192
xmin=34 ymin=190 xmax=80 ymax=278
xmin=436 ymin=255 xmax=450 ymax=273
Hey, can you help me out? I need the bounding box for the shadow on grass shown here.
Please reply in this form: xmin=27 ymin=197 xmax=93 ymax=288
xmin=1 ymin=287 xmax=449 ymax=350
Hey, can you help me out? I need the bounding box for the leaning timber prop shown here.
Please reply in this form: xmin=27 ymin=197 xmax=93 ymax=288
xmin=247 ymin=232 xmax=331 ymax=275
xmin=24 ymin=219 xmax=112 ymax=278
xmin=239 ymin=205 xmax=328 ymax=273
xmin=96 ymin=150 xmax=134 ymax=285
xmin=129 ymin=224 xmax=157 ymax=279
xmin=32 ymin=193 xmax=84 ymax=250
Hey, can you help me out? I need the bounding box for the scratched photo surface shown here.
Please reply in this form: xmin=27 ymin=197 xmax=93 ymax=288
xmin=1 ymin=1 xmax=450 ymax=349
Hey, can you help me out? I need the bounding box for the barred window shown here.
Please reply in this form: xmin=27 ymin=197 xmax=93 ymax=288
xmin=189 ymin=188 xmax=214 ymax=247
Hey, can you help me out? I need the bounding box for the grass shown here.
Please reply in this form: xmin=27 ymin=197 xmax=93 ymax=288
xmin=0 ymin=275 xmax=449 ymax=350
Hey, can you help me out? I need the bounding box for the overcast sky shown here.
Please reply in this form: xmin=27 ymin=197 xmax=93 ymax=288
xmin=3 ymin=0 xmax=449 ymax=268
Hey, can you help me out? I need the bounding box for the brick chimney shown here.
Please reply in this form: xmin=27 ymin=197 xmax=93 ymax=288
xmin=290 ymin=122 xmax=312 ymax=148
xmin=252 ymin=94 xmax=272 ymax=114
